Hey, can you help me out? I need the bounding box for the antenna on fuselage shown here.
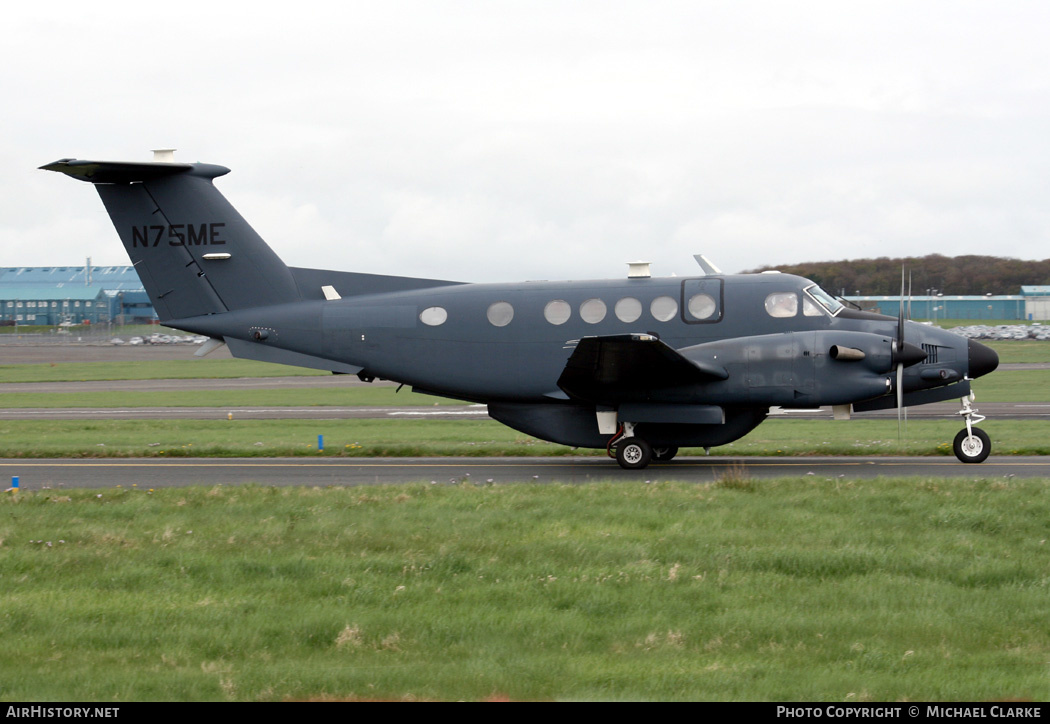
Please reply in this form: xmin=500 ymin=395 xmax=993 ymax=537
xmin=627 ymin=261 xmax=652 ymax=279
xmin=693 ymin=255 xmax=723 ymax=275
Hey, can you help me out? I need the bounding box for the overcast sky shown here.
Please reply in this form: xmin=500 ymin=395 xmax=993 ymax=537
xmin=3 ymin=1 xmax=1049 ymax=283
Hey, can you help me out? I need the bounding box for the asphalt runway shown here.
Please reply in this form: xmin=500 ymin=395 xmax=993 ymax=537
xmin=3 ymin=455 xmax=1048 ymax=490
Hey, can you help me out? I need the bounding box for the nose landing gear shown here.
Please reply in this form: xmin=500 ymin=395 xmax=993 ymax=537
xmin=953 ymin=393 xmax=990 ymax=464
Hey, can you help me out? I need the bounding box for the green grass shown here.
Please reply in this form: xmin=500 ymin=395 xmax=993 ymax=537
xmin=1 ymin=418 xmax=1048 ymax=458
xmin=0 ymin=419 xmax=546 ymax=458
xmin=0 ymin=359 xmax=326 ymax=384
xmin=0 ymin=386 xmax=455 ymax=409
xmin=2 ymin=479 xmax=1048 ymax=701
xmin=961 ymin=369 xmax=1050 ymax=402
xmin=984 ymin=340 xmax=1050 ymax=364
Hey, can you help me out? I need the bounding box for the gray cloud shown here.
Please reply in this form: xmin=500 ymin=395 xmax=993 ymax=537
xmin=5 ymin=1 xmax=1049 ymax=282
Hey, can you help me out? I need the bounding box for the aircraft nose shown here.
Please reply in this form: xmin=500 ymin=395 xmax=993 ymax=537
xmin=968 ymin=338 xmax=999 ymax=378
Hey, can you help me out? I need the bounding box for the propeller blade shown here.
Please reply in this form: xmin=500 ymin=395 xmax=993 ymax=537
xmin=898 ymin=266 xmax=905 ymax=351
xmin=896 ymin=265 xmax=908 ymax=442
xmin=897 ymin=362 xmax=904 ymax=441
xmin=907 ymin=270 xmax=913 ymax=321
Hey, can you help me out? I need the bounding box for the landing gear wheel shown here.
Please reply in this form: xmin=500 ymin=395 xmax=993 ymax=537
xmin=651 ymin=446 xmax=679 ymax=463
xmin=615 ymin=437 xmax=652 ymax=470
xmin=953 ymin=426 xmax=990 ymax=464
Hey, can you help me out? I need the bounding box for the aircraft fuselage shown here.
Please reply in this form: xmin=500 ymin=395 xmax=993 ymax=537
xmin=170 ymin=270 xmax=993 ymax=450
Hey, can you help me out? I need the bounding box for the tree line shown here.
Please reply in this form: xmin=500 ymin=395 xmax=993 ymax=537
xmin=745 ymin=255 xmax=1050 ymax=296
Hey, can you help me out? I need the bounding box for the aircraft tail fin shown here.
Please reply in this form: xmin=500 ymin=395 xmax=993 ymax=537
xmin=40 ymin=157 xmax=301 ymax=321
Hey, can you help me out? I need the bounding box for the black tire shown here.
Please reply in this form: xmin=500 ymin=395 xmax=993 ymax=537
xmin=651 ymin=446 xmax=679 ymax=463
xmin=953 ymin=427 xmax=990 ymax=464
xmin=615 ymin=437 xmax=652 ymax=470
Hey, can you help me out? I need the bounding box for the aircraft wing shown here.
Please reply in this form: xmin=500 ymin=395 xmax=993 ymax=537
xmin=556 ymin=334 xmax=728 ymax=404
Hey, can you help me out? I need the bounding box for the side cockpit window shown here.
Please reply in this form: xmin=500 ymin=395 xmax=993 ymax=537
xmin=764 ymin=292 xmax=797 ymax=318
xmin=804 ymin=284 xmax=845 ymax=316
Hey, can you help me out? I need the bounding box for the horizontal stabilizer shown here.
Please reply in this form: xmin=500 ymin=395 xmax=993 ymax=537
xmin=225 ymin=338 xmax=362 ymax=374
xmin=39 ymin=158 xmax=220 ymax=184
xmin=194 ymin=337 xmax=227 ymax=357
xmin=557 ymin=334 xmax=728 ymax=404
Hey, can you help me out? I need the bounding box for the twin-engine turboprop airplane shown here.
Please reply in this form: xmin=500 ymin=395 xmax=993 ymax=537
xmin=41 ymin=152 xmax=1000 ymax=468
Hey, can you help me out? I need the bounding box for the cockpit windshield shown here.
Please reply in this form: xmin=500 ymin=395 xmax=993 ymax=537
xmin=803 ymin=284 xmax=844 ymax=316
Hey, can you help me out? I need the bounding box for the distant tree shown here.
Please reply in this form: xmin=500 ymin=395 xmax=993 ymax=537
xmin=746 ymin=255 xmax=1050 ymax=295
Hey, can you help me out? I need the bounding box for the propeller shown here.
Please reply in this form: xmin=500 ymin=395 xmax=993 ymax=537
xmin=906 ymin=270 xmax=912 ymax=434
xmin=897 ymin=267 xmax=905 ymax=439
xmin=895 ymin=268 xmax=924 ymax=440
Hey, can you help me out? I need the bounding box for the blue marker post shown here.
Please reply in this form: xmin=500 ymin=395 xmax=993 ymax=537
xmin=11 ymin=476 xmax=19 ymax=490
xmin=318 ymin=434 xmax=324 ymax=452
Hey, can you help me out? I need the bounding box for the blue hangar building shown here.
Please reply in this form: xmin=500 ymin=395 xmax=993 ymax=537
xmin=0 ymin=265 xmax=156 ymax=326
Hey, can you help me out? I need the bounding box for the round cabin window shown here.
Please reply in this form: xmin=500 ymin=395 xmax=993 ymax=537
xmin=580 ymin=298 xmax=607 ymax=324
xmin=420 ymin=306 xmax=448 ymax=326
xmin=614 ymin=297 xmax=642 ymax=323
xmin=487 ymin=301 xmax=514 ymax=327
xmin=544 ymin=300 xmax=571 ymax=325
xmin=650 ymin=295 xmax=678 ymax=322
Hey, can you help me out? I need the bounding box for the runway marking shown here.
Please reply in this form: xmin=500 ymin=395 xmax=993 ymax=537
xmin=387 ymin=410 xmax=488 ymax=416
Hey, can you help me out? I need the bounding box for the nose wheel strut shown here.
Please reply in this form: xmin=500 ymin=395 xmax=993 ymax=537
xmin=953 ymin=392 xmax=990 ymax=464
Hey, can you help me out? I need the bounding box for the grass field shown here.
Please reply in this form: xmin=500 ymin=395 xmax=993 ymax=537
xmin=0 ymin=358 xmax=326 ymax=384
xmin=984 ymin=340 xmax=1050 ymax=364
xmin=0 ymin=418 xmax=1047 ymax=458
xmin=3 ymin=479 xmax=1047 ymax=701
xmin=1 ymin=338 xmax=1047 ymax=702
xmin=0 ymin=385 xmax=454 ymax=410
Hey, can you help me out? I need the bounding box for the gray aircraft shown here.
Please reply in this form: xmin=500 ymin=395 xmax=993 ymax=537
xmin=41 ymin=153 xmax=999 ymax=468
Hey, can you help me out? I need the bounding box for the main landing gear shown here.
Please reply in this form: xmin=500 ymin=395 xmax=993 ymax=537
xmin=953 ymin=393 xmax=990 ymax=464
xmin=606 ymin=424 xmax=679 ymax=470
